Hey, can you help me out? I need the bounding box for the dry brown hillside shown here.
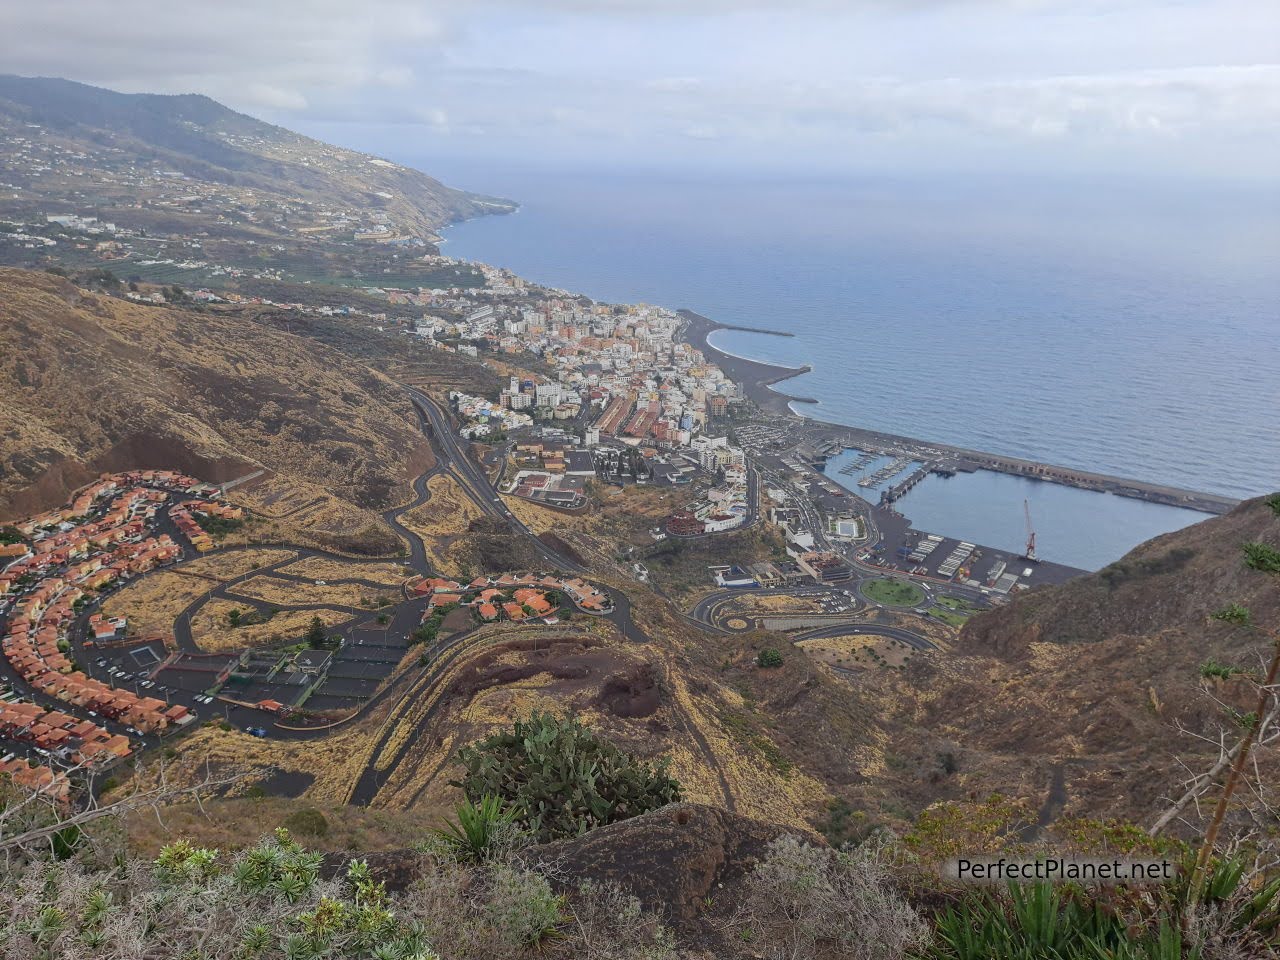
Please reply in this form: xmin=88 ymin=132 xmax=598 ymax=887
xmin=0 ymin=267 xmax=431 ymax=530
xmin=881 ymin=494 xmax=1280 ymax=837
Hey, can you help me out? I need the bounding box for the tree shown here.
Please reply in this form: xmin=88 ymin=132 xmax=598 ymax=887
xmin=453 ymin=712 xmax=681 ymax=842
xmin=228 ymin=608 xmax=241 ymax=628
xmin=305 ymin=616 xmax=328 ymax=649
xmin=757 ymin=647 xmax=784 ymax=668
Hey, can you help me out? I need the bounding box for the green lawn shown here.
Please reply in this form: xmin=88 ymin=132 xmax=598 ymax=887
xmin=928 ymin=606 xmax=970 ymax=627
xmin=862 ymin=578 xmax=925 ymax=607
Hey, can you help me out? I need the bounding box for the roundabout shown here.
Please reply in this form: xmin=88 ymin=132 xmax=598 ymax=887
xmin=859 ymin=577 xmax=926 ymax=608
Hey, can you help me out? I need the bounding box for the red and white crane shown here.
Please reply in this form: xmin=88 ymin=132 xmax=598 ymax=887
xmin=1022 ymin=498 xmax=1038 ymax=561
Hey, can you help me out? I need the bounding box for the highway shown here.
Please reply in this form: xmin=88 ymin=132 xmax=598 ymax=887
xmin=406 ymin=387 xmax=587 ymax=576
xmin=789 ymin=621 xmax=938 ymax=652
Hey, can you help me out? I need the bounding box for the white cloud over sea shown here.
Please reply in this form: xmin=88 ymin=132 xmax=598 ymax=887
xmin=1 ymin=0 xmax=1277 ymax=178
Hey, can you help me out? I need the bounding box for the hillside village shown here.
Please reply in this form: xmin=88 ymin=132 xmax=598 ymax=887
xmin=0 ymin=471 xmax=230 ymax=794
xmin=440 ymin=294 xmax=753 ymax=534
xmin=0 ymin=466 xmax=624 ymax=802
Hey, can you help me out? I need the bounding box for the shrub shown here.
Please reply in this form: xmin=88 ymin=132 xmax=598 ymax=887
xmin=483 ymin=862 xmax=566 ymax=947
xmin=283 ymin=808 xmax=331 ymax=838
xmin=1267 ymin=493 xmax=1280 ymax=517
xmin=744 ymin=834 xmax=928 ymax=959
xmin=430 ymin=795 xmax=516 ymax=862
xmin=931 ymin=882 xmax=1143 ymax=959
xmin=1100 ymin=547 xmax=1196 ymax=589
xmin=757 ymin=647 xmax=784 ymax=668
xmin=1200 ymin=659 xmax=1238 ymax=680
xmin=1211 ymin=603 xmax=1252 ymax=626
xmin=567 ymin=878 xmax=679 ymax=959
xmin=453 ymin=712 xmax=681 ymax=841
xmin=1243 ymin=542 xmax=1280 ymax=573
xmin=931 ymin=855 xmax=1280 ymax=960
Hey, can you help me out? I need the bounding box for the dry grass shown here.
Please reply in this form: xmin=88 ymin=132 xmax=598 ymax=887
xmin=102 ymin=571 xmax=212 ymax=634
xmin=502 ymin=483 xmax=676 ymax=541
xmin=398 ymin=473 xmax=484 ymax=576
xmin=236 ymin=475 xmax=401 ymax=555
xmin=174 ymin=548 xmax=298 ymax=581
xmin=666 ymin=661 xmax=829 ymax=826
xmin=275 ymin=556 xmax=409 ymax=587
xmin=229 ymin=574 xmax=378 ymax=610
xmin=501 ymin=493 xmax=561 ymax=536
xmin=116 ymin=720 xmax=379 ymax=808
xmin=188 ymin=598 xmax=351 ymax=653
xmin=402 ymin=473 xmax=482 ymax=538
xmin=728 ymin=594 xmax=826 ymax=616
xmin=797 ymin=634 xmax=916 ymax=670
xmin=126 ymin=795 xmax=434 ymax=858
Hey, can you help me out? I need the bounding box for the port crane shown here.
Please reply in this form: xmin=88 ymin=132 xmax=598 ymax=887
xmin=1022 ymin=499 xmax=1038 ymax=562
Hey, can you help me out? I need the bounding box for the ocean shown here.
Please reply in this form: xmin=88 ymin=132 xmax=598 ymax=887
xmin=412 ymin=160 xmax=1279 ymax=569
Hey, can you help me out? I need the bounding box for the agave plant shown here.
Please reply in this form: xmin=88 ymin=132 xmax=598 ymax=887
xmin=931 ymin=882 xmax=1195 ymax=960
xmin=431 ymin=794 xmax=516 ymax=861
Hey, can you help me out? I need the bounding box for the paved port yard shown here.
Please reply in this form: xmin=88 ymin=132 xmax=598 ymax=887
xmin=866 ymin=504 xmax=1082 ymax=590
xmin=759 ymin=449 xmax=1084 ymax=594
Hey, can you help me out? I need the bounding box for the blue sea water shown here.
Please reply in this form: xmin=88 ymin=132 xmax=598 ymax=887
xmin=410 ymin=160 xmax=1279 ymax=568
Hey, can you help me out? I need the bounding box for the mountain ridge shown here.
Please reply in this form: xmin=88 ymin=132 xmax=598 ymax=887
xmin=0 ymin=73 xmax=514 ymax=244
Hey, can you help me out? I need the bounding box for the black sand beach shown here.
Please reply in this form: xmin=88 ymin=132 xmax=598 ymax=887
xmin=677 ymin=309 xmax=815 ymax=416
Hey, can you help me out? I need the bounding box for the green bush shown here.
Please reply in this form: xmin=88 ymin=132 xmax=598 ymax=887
xmin=756 ymin=647 xmax=784 ymax=668
xmin=452 ymin=712 xmax=681 ymax=841
xmin=1200 ymin=658 xmax=1238 ymax=680
xmin=1211 ymin=603 xmax=1252 ymax=625
xmin=1243 ymin=542 xmax=1280 ymax=573
xmin=431 ymin=795 xmax=515 ymax=862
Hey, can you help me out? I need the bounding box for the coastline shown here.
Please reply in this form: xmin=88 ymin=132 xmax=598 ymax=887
xmin=678 ymin=308 xmax=1240 ymax=516
xmin=678 ymin=309 xmax=818 ymax=415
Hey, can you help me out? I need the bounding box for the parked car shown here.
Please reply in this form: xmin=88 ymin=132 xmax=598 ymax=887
xmin=244 ymin=727 xmax=268 ymax=739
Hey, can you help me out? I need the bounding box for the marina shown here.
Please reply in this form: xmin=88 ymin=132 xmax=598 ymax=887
xmin=857 ymin=456 xmax=914 ymax=488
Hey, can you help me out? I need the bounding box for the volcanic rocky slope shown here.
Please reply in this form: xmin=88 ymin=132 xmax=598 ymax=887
xmin=0 ymin=267 xmax=429 ymax=522
xmin=883 ymin=493 xmax=1280 ymax=833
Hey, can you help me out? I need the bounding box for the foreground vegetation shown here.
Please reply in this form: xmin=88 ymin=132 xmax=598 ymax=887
xmin=4 ymin=708 xmax=1280 ymax=958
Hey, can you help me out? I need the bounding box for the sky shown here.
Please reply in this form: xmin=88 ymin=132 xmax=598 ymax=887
xmin=1 ymin=0 xmax=1278 ymax=180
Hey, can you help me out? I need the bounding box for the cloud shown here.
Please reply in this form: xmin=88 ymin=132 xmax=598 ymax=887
xmin=646 ymin=77 xmax=703 ymax=93
xmin=1 ymin=0 xmax=1276 ymax=178
xmin=0 ymin=0 xmax=447 ymax=111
